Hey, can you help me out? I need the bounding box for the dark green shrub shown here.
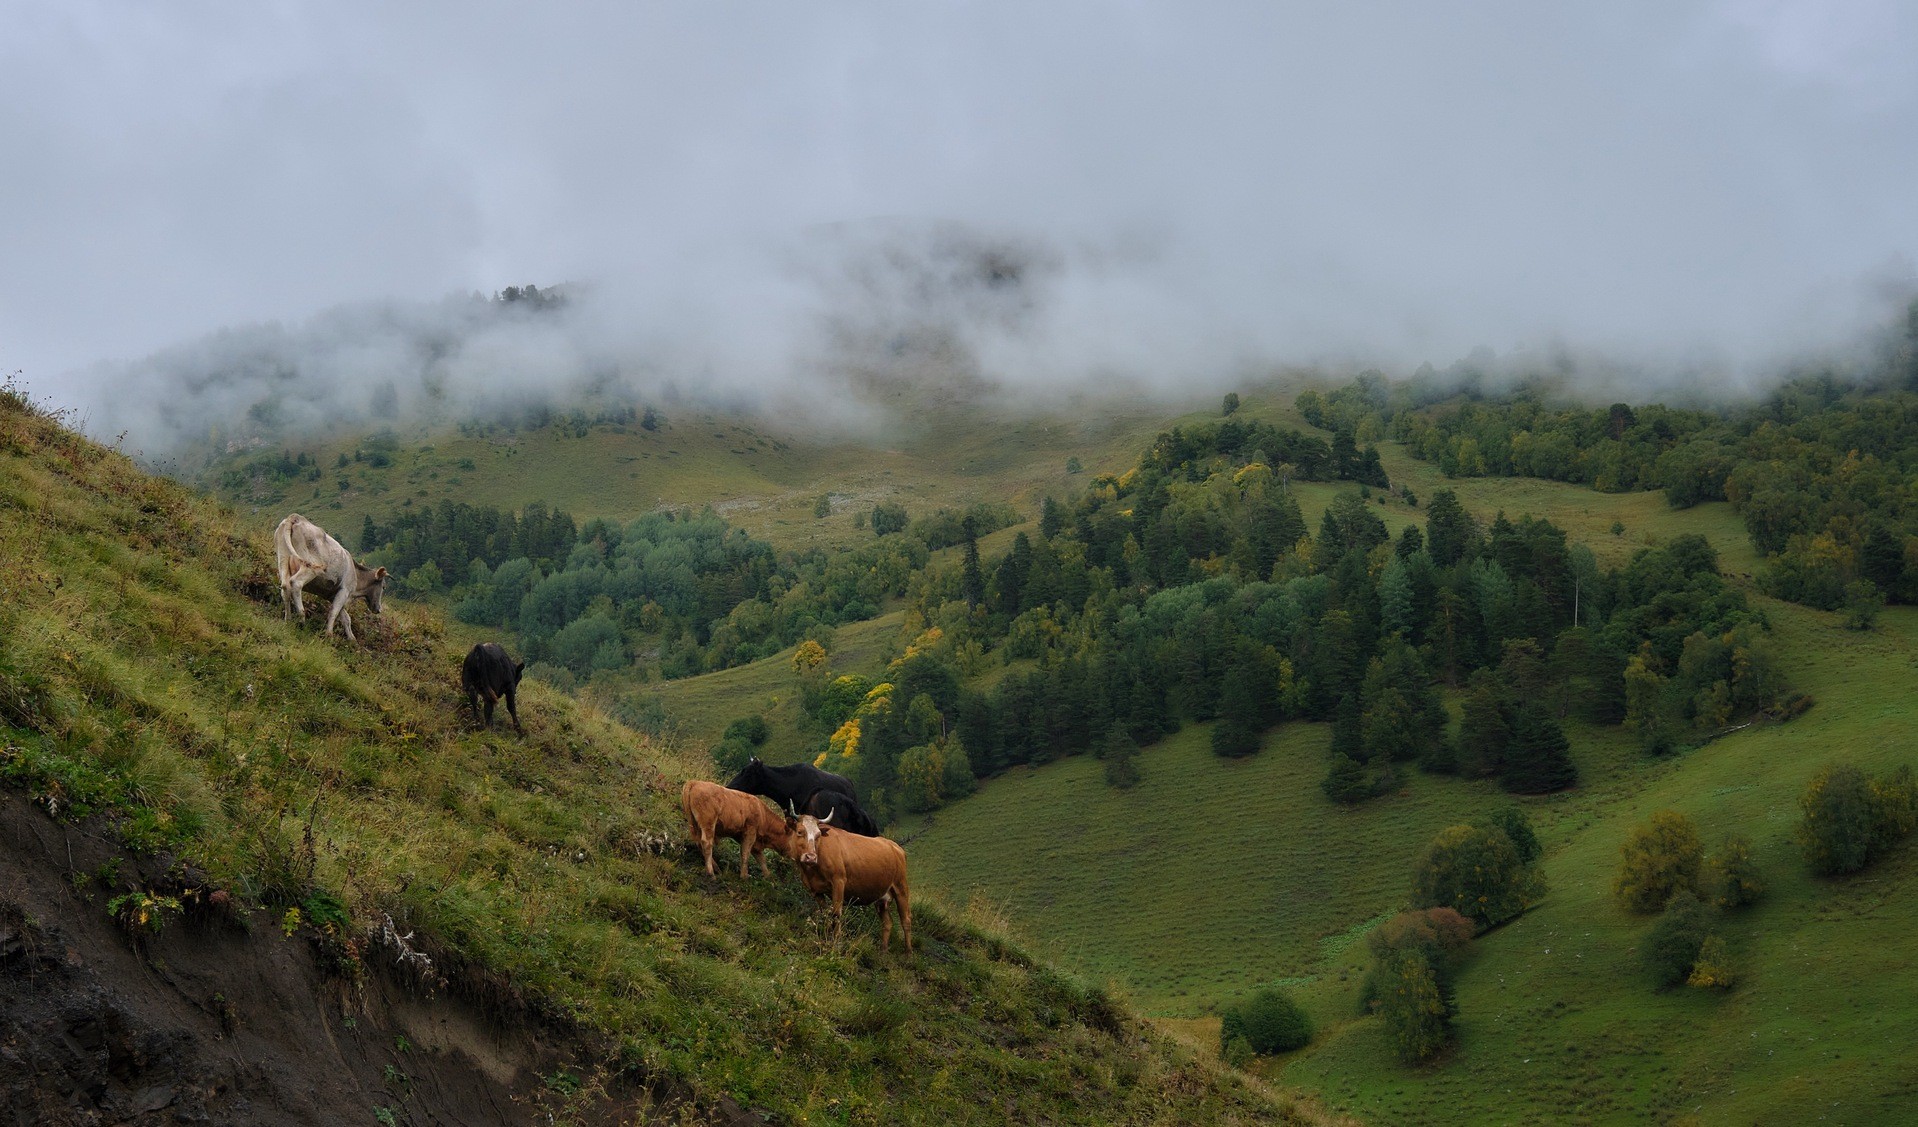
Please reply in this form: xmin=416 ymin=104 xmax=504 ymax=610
xmin=722 ymin=715 xmax=771 ymax=747
xmin=1476 ymin=806 xmax=1541 ymax=866
xmin=1798 ymin=763 xmax=1916 ymax=875
xmin=1641 ymin=890 xmax=1713 ymax=990
xmin=1411 ymin=823 xmax=1543 ymax=929
xmin=1706 ymin=835 xmax=1764 ymax=909
xmin=1321 ymin=754 xmax=1372 ymax=804
xmin=1374 ymin=949 xmax=1450 ymax=1063
xmin=1219 ymin=988 xmax=1312 ymax=1055
xmin=711 ymin=737 xmax=754 ymax=775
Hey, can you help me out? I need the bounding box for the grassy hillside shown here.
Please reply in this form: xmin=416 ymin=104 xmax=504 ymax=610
xmin=0 ymin=388 xmax=1317 ymax=1125
xmin=173 ymin=378 xmax=1917 ymax=1122
xmin=197 ymin=391 xmax=1196 ymax=554
xmin=894 ymin=476 xmax=1918 ymax=1124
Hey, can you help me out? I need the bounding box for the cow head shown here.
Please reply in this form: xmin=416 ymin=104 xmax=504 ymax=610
xmin=726 ymin=757 xmax=766 ymax=793
xmin=513 ymin=660 xmax=525 ymax=686
xmin=788 ymin=809 xmax=833 ymax=865
xmin=359 ymin=565 xmax=389 ymax=613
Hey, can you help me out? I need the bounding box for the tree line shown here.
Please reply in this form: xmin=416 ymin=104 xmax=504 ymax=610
xmin=1296 ymin=340 xmax=1918 ymax=618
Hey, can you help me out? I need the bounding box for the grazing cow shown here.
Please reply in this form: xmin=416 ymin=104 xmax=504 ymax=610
xmin=462 ymin=642 xmax=525 ymax=734
xmin=780 ymin=811 xmax=912 ymax=953
xmin=800 ymin=788 xmax=882 ymax=838
xmin=680 ymin=780 xmax=789 ymax=878
xmin=725 ymin=751 xmax=882 ymax=831
xmin=274 ymin=513 xmax=388 ymax=643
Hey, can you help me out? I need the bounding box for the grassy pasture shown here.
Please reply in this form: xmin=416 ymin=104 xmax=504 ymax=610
xmin=1 ymin=394 xmax=1310 ymax=1126
xmin=206 ymin=390 xmax=1199 ymax=555
xmin=900 ymin=586 xmax=1918 ymax=1123
xmin=192 ymin=378 xmax=1917 ymax=1122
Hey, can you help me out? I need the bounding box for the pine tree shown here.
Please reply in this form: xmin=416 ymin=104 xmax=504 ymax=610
xmin=1379 ymin=557 xmax=1414 ymax=639
xmin=1332 ymin=427 xmax=1360 ymax=479
xmin=1425 ymin=489 xmax=1479 ymax=567
xmin=1456 ymin=672 xmax=1511 ymax=777
xmin=1329 ymin=692 xmax=1364 ymax=761
xmin=1322 ymin=753 xmax=1372 ymax=804
xmin=1211 ymin=659 xmax=1267 ymax=758
xmin=1039 ymin=496 xmax=1065 ymax=540
xmin=961 ymin=517 xmax=986 ymax=609
xmin=1500 ymin=702 xmax=1577 ymax=794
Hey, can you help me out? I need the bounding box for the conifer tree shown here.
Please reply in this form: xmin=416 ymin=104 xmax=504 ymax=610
xmin=1500 ymin=702 xmax=1577 ymax=794
xmin=961 ymin=517 xmax=986 ymax=608
xmin=1425 ymin=489 xmax=1479 ymax=567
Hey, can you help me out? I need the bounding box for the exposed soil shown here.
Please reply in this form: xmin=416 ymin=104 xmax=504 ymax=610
xmin=0 ymin=793 xmax=734 ymax=1126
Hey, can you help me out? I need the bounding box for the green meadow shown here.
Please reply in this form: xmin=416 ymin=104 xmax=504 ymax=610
xmin=189 ymin=381 xmax=1918 ymax=1123
xmin=899 ymin=590 xmax=1918 ymax=1124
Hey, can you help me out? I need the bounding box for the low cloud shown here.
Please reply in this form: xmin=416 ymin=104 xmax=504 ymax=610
xmin=9 ymin=2 xmax=1918 ymax=448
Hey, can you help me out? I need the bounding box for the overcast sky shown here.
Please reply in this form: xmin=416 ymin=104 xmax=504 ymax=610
xmin=5 ymin=1 xmax=1917 ymax=431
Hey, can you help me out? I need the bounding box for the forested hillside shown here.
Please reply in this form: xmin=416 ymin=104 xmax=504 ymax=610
xmin=171 ymin=338 xmax=1918 ymax=1124
xmin=0 ymin=382 xmax=1312 ymax=1125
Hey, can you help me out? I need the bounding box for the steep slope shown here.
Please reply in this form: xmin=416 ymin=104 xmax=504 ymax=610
xmin=0 ymin=387 xmax=1315 ymax=1124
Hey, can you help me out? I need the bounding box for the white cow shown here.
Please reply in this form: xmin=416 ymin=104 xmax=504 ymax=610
xmin=273 ymin=513 xmax=388 ymax=642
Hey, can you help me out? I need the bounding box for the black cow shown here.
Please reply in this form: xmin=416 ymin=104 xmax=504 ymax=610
xmin=462 ymin=642 xmax=524 ymax=734
xmin=726 ymin=757 xmax=883 ymax=835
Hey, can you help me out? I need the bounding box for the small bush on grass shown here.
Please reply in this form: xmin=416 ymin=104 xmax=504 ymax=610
xmin=1614 ymin=809 xmax=1704 ymax=913
xmin=1687 ymin=934 xmax=1737 ymax=990
xmin=1641 ymin=890 xmax=1714 ymax=990
xmin=1375 ymin=950 xmax=1451 ymax=1063
xmin=1218 ymin=988 xmax=1312 ymax=1056
xmin=1706 ymin=835 xmax=1764 ymax=909
xmin=1412 ymin=823 xmax=1544 ymax=929
xmin=1798 ymin=762 xmax=1917 ymax=876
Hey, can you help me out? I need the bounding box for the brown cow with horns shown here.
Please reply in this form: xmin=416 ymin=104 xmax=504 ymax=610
xmin=780 ymin=809 xmax=912 ymax=954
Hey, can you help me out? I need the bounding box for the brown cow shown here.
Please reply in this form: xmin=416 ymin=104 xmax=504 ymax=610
xmin=780 ymin=811 xmax=912 ymax=954
xmin=274 ymin=513 xmax=388 ymax=642
xmin=680 ymin=780 xmax=789 ymax=878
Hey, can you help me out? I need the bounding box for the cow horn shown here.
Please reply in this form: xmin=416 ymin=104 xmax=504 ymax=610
xmin=820 ymin=808 xmax=834 ymax=825
xmin=787 ymin=800 xmax=797 ymax=817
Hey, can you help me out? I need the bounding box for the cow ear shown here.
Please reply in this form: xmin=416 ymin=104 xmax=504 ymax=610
xmin=515 ymin=661 xmax=525 ymax=674
xmin=375 ymin=566 xmax=388 ymax=579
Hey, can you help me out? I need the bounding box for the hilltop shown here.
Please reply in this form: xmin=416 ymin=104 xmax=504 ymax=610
xmin=0 ymin=384 xmax=1317 ymax=1124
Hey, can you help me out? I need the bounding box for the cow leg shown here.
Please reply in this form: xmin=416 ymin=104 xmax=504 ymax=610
xmin=699 ymin=822 xmax=717 ymax=877
xmin=739 ymin=826 xmax=756 ymax=879
xmin=285 ymin=563 xmax=326 ymax=623
xmin=481 ymin=691 xmax=497 ymax=730
xmin=878 ymin=894 xmax=892 ymax=953
xmin=831 ymin=877 xmax=848 ymax=946
xmin=504 ymin=686 xmax=523 ymax=735
xmin=324 ymin=584 xmax=354 ymax=639
xmin=894 ymin=882 xmax=912 ymax=954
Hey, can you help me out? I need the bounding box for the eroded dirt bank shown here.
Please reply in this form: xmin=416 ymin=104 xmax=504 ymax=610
xmin=0 ymin=793 xmax=726 ymax=1126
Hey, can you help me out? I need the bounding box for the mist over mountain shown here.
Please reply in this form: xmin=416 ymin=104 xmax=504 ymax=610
xmin=10 ymin=3 xmax=1918 ymax=448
